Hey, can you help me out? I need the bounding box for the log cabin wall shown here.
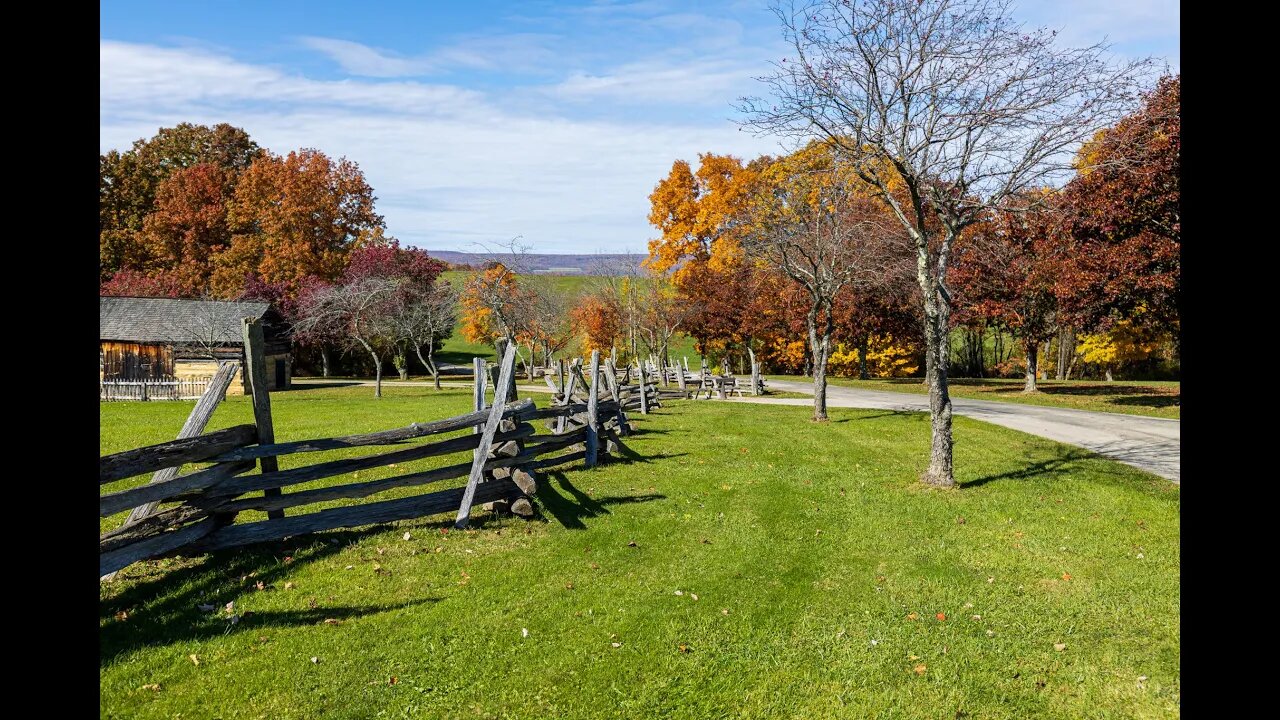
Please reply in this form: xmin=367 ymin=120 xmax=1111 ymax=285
xmin=101 ymin=342 xmax=173 ymax=380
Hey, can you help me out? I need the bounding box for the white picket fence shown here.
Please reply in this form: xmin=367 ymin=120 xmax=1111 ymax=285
xmin=100 ymin=377 xmax=214 ymax=402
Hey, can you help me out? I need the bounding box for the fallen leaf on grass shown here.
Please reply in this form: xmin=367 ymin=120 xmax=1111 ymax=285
xmin=403 ymin=531 xmax=412 ymax=541
xmin=1061 ymin=573 xmax=1072 ymax=581
xmin=189 ymin=654 xmax=199 ymax=666
xmin=345 ymin=565 xmax=354 ymax=570
xmin=906 ymin=613 xmax=919 ymax=621
xmin=589 ymin=563 xmax=599 ymax=570
xmin=908 ymin=654 xmax=920 ymax=661
xmin=140 ymin=684 xmax=161 ymax=692
xmin=284 ymin=582 xmax=295 ymax=590
xmin=115 ymin=610 xmax=129 ymax=621
xmin=310 ymin=657 xmax=320 ymax=664
xmin=936 ymin=613 xmax=946 ymax=621
xmin=626 ymin=541 xmax=637 ymax=547
xmin=971 ymin=615 xmax=981 ymax=621
xmin=721 ymin=609 xmax=730 ymax=615
xmin=986 ymin=630 xmax=996 ymax=637
xmin=914 ymin=664 xmax=927 ymax=675
xmin=674 ymin=590 xmax=684 ymax=596
xmin=1054 ymin=643 xmax=1067 ymax=652
xmin=678 ymin=643 xmax=691 ymax=653
xmin=389 ymin=676 xmax=398 ymax=685
xmin=691 ymin=593 xmax=699 ymax=601
xmin=255 ymin=581 xmax=266 ymax=591
xmin=565 ymin=582 xmax=574 ymax=590
xmin=611 ymin=642 xmax=622 ymax=648
xmin=521 ymin=628 xmax=529 ymax=638
xmin=322 ymin=618 xmax=342 ymax=625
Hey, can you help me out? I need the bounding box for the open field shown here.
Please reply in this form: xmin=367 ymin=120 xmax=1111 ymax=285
xmin=766 ymin=376 xmax=1180 ymax=419
xmin=101 ymin=386 xmax=1178 ymax=719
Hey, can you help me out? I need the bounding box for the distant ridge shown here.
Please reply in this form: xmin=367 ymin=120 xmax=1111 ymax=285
xmin=425 ymin=250 xmax=647 ymax=274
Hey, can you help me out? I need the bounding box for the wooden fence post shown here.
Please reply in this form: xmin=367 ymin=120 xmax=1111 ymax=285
xmin=455 ymin=343 xmax=517 ymax=529
xmin=242 ymin=317 xmax=284 ymax=520
xmin=638 ymin=359 xmax=649 ymax=415
xmin=676 ymin=359 xmax=687 ymax=393
xmin=749 ymin=347 xmax=761 ymax=396
xmin=604 ymin=357 xmax=628 ymax=436
xmin=473 ymin=357 xmax=486 ymax=464
xmin=585 ymin=350 xmax=600 ymax=467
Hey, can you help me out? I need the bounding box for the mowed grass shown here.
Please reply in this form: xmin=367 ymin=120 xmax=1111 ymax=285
xmin=767 ymin=375 xmax=1181 ymax=419
xmin=100 ymin=386 xmax=1179 ymax=719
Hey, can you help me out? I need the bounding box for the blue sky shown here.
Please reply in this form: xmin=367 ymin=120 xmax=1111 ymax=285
xmin=100 ymin=0 xmax=1180 ymax=254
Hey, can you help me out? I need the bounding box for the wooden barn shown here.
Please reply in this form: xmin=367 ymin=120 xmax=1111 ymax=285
xmin=99 ymin=297 xmax=292 ymax=394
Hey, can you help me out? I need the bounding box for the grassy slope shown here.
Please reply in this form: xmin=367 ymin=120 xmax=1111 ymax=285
xmin=766 ymin=376 xmax=1180 ymax=419
xmin=101 ymin=387 xmax=1179 ymax=719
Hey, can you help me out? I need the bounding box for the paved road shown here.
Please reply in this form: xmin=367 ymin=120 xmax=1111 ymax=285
xmin=745 ymin=380 xmax=1180 ymax=482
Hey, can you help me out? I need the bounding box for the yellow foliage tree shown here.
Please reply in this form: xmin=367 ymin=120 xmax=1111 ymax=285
xmin=827 ymin=334 xmax=918 ymax=377
xmin=1075 ymin=318 xmax=1166 ymax=381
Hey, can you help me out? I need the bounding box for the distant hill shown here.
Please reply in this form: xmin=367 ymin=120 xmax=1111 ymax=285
xmin=424 ymin=250 xmax=646 ymax=274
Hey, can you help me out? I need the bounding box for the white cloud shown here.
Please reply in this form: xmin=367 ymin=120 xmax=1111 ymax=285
xmin=100 ymin=41 xmax=783 ymax=253
xmin=298 ymin=33 xmax=563 ymax=78
xmin=551 ymin=59 xmax=759 ymax=105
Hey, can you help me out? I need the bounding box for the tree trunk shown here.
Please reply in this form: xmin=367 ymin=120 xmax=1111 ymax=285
xmin=807 ymin=304 xmax=832 ymax=422
xmin=373 ymin=357 xmax=383 ymax=398
xmin=1023 ymin=340 xmax=1038 ymax=392
xmin=1105 ymin=367 xmax=1113 ymax=382
xmin=918 ymin=252 xmax=954 ymax=487
xmin=1056 ymin=326 xmax=1075 ymax=380
xmin=320 ymin=347 xmax=331 ymax=377
xmin=413 ymin=343 xmax=441 ymax=391
xmin=858 ymin=334 xmax=870 ymax=380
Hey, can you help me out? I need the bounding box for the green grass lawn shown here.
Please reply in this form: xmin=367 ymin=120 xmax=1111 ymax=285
xmin=101 ymin=387 xmax=1179 ymax=719
xmin=766 ymin=376 xmax=1180 ymax=419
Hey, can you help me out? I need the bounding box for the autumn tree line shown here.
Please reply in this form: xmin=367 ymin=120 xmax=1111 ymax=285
xmin=642 ymin=0 xmax=1175 ymax=488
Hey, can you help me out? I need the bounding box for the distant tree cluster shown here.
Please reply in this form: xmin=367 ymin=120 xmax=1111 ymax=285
xmin=100 ymin=123 xmax=459 ymax=388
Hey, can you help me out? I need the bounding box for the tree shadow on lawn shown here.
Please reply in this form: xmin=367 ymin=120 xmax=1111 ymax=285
xmin=100 ymin=531 xmax=440 ymax=664
xmin=959 ymin=445 xmax=1134 ymax=489
xmin=280 ymin=381 xmax=363 ymax=391
xmin=1109 ymin=395 xmax=1181 ymax=409
xmin=537 ymin=470 xmax=667 ymax=530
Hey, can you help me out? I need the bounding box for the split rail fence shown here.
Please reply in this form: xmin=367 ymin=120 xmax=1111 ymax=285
xmin=100 ymin=323 xmax=663 ymax=578
xmin=101 ymin=377 xmax=216 ymax=402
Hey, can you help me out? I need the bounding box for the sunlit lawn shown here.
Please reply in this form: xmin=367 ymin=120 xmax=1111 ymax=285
xmin=101 ymin=385 xmax=1179 ymax=719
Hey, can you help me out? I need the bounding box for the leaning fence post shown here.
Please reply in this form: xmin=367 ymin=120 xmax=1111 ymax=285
xmin=585 ymin=350 xmax=600 ymax=467
xmin=242 ymin=317 xmax=284 ymax=520
xmin=456 ymin=343 xmax=517 ymax=529
xmin=101 ymin=361 xmax=241 ymax=582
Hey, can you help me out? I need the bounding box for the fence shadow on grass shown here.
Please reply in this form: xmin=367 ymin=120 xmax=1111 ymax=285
xmin=537 ymin=470 xmax=667 ymax=530
xmin=100 ymin=530 xmax=440 ymax=664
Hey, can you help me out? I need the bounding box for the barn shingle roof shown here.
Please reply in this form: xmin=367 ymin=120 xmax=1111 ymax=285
xmin=99 ymin=297 xmax=271 ymax=344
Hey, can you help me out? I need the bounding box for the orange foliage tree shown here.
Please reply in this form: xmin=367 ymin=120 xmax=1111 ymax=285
xmin=214 ymin=149 xmax=384 ymax=298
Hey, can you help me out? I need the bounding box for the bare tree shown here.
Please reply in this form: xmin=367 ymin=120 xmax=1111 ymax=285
xmin=741 ymin=0 xmax=1154 ymax=485
xmin=394 ymin=282 xmax=458 ymax=390
xmin=744 ymin=142 xmax=909 ymax=420
xmin=634 ymin=271 xmax=692 ymax=384
xmin=295 ymin=277 xmax=400 ymax=398
xmin=159 ymin=297 xmax=244 ymax=367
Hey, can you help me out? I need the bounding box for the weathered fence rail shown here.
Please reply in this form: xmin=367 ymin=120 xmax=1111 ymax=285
xmin=101 ymin=377 xmax=215 ymax=401
xmin=100 ymin=335 xmax=670 ymax=578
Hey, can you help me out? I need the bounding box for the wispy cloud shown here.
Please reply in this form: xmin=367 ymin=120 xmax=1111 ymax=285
xmin=101 ymin=40 xmax=783 ymax=253
xmin=298 ymin=33 xmax=563 ymax=78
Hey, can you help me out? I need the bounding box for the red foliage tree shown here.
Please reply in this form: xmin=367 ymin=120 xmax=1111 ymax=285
xmin=1059 ymin=75 xmax=1180 ymax=337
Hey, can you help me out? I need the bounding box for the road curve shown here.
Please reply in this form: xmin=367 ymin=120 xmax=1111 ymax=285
xmin=747 ymin=380 xmax=1180 ymax=483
